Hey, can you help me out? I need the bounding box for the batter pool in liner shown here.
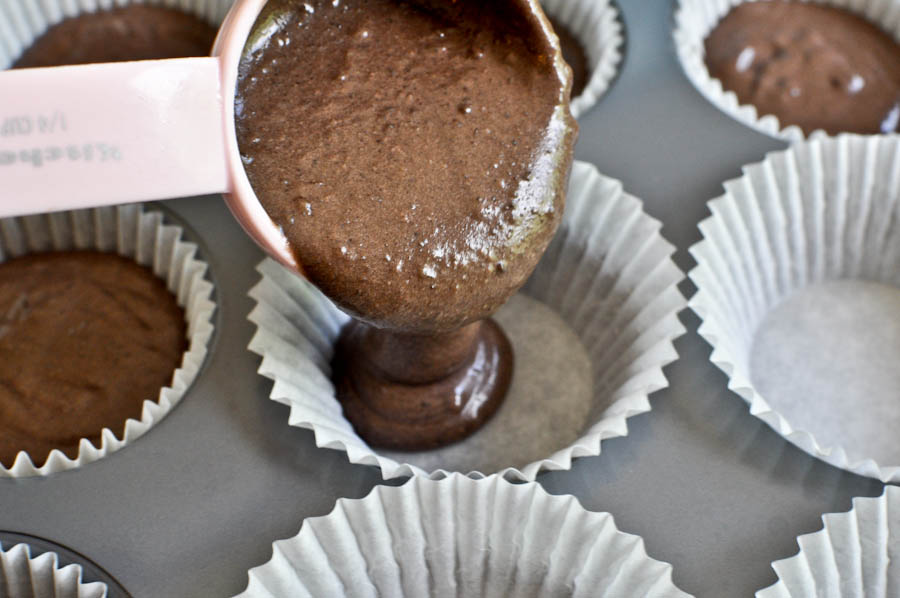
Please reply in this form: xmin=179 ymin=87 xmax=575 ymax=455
xmin=236 ymin=0 xmax=576 ymax=450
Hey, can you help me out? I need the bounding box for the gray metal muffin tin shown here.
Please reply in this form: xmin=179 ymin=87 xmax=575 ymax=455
xmin=0 ymin=1 xmax=889 ymax=596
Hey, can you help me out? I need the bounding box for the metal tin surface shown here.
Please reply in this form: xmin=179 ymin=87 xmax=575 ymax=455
xmin=0 ymin=2 xmax=887 ymax=597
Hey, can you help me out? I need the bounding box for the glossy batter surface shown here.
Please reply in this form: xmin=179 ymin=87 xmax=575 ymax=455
xmin=13 ymin=5 xmax=217 ymax=67
xmin=550 ymin=16 xmax=589 ymax=99
xmin=0 ymin=252 xmax=186 ymax=466
xmin=705 ymin=1 xmax=900 ymax=135
xmin=333 ymin=319 xmax=513 ymax=450
xmin=236 ymin=0 xmax=574 ymax=332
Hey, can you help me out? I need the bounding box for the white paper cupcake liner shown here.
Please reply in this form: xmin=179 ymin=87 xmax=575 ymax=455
xmin=0 ymin=543 xmax=107 ymax=598
xmin=237 ymin=474 xmax=691 ymax=598
xmin=247 ymin=159 xmax=686 ymax=481
xmin=0 ymin=0 xmax=233 ymax=68
xmin=540 ymin=0 xmax=624 ymax=119
xmin=689 ymin=134 xmax=900 ymax=482
xmin=756 ymin=486 xmax=900 ymax=598
xmin=673 ymin=0 xmax=900 ymax=142
xmin=0 ymin=204 xmax=217 ymax=477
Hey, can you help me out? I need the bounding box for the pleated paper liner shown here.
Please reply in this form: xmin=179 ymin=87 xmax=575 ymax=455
xmin=0 ymin=0 xmax=234 ymax=68
xmin=689 ymin=134 xmax=900 ymax=482
xmin=247 ymin=160 xmax=685 ymax=480
xmin=237 ymin=474 xmax=691 ymax=598
xmin=0 ymin=542 xmax=108 ymax=598
xmin=540 ymin=0 xmax=624 ymax=119
xmin=673 ymin=0 xmax=900 ymax=142
xmin=756 ymin=486 xmax=899 ymax=598
xmin=0 ymin=205 xmax=216 ymax=477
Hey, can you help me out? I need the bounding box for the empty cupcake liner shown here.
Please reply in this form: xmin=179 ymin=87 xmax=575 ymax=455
xmin=540 ymin=0 xmax=624 ymax=119
xmin=673 ymin=0 xmax=900 ymax=142
xmin=0 ymin=0 xmax=233 ymax=68
xmin=0 ymin=204 xmax=217 ymax=477
xmin=689 ymin=134 xmax=900 ymax=482
xmin=247 ymin=159 xmax=685 ymax=481
xmin=237 ymin=474 xmax=691 ymax=598
xmin=0 ymin=542 xmax=107 ymax=598
xmin=756 ymin=486 xmax=900 ymax=598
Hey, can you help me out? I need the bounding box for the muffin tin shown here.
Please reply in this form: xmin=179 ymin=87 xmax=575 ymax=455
xmin=0 ymin=532 xmax=131 ymax=597
xmin=0 ymin=1 xmax=893 ymax=597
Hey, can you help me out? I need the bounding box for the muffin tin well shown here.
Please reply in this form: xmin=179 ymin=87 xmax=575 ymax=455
xmin=690 ymin=135 xmax=900 ymax=483
xmin=238 ymin=474 xmax=689 ymax=597
xmin=0 ymin=205 xmax=217 ymax=477
xmin=247 ymin=161 xmax=684 ymax=481
xmin=674 ymin=0 xmax=900 ymax=142
xmin=0 ymin=532 xmax=131 ymax=598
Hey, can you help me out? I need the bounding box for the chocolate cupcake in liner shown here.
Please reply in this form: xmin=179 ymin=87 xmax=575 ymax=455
xmin=673 ymin=0 xmax=900 ymax=142
xmin=237 ymin=474 xmax=691 ymax=598
xmin=0 ymin=0 xmax=233 ymax=68
xmin=690 ymin=134 xmax=900 ymax=482
xmin=247 ymin=160 xmax=686 ymax=481
xmin=540 ymin=0 xmax=624 ymax=118
xmin=0 ymin=542 xmax=106 ymax=598
xmin=0 ymin=204 xmax=216 ymax=477
xmin=757 ymin=486 xmax=900 ymax=598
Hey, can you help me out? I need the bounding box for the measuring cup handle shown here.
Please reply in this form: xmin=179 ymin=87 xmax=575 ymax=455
xmin=0 ymin=57 xmax=229 ymax=218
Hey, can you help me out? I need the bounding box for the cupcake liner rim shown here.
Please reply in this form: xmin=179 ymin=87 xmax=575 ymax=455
xmin=247 ymin=159 xmax=686 ymax=481
xmin=0 ymin=204 xmax=217 ymax=478
xmin=688 ymin=133 xmax=900 ymax=483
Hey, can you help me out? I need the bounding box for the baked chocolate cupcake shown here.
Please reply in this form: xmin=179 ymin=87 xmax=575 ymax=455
xmin=0 ymin=206 xmax=216 ymax=477
xmin=675 ymin=0 xmax=900 ymax=140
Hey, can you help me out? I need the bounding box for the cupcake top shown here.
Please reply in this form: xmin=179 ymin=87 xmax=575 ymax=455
xmin=12 ymin=4 xmax=217 ymax=68
xmin=236 ymin=0 xmax=575 ymax=332
xmin=0 ymin=252 xmax=186 ymax=467
xmin=704 ymin=0 xmax=900 ymax=135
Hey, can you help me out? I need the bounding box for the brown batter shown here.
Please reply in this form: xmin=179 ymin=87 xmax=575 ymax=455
xmin=705 ymin=1 xmax=900 ymax=135
xmin=12 ymin=5 xmax=217 ymax=68
xmin=236 ymin=0 xmax=575 ymax=332
xmin=333 ymin=319 xmax=513 ymax=450
xmin=549 ymin=17 xmax=589 ymax=99
xmin=0 ymin=252 xmax=186 ymax=466
xmin=237 ymin=0 xmax=575 ymax=450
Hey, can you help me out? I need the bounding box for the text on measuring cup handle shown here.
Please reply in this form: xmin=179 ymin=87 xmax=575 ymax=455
xmin=1 ymin=111 xmax=123 ymax=168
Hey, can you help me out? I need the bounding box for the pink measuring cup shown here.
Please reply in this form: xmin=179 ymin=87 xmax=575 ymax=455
xmin=0 ymin=0 xmax=299 ymax=271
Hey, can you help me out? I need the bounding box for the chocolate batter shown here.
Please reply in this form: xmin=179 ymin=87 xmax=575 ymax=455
xmin=12 ymin=5 xmax=217 ymax=68
xmin=237 ymin=0 xmax=575 ymax=449
xmin=0 ymin=252 xmax=186 ymax=466
xmin=705 ymin=1 xmax=900 ymax=135
xmin=333 ymin=319 xmax=513 ymax=450
xmin=549 ymin=17 xmax=589 ymax=99
xmin=237 ymin=0 xmax=574 ymax=332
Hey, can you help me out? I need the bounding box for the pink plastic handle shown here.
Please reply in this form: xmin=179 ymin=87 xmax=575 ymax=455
xmin=0 ymin=58 xmax=228 ymax=218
